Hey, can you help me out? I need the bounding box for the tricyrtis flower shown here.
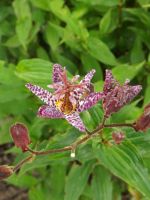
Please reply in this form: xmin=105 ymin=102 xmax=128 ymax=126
xmin=134 ymin=103 xmax=150 ymax=132
xmin=10 ymin=123 xmax=31 ymax=152
xmin=103 ymin=70 xmax=142 ymax=117
xmin=26 ymin=64 xmax=104 ymax=132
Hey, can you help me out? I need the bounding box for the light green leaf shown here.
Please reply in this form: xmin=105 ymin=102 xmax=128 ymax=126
xmin=112 ymin=61 xmax=145 ymax=83
xmin=91 ymin=166 xmax=113 ymax=200
xmin=45 ymin=22 xmax=64 ymax=50
xmin=99 ymin=8 xmax=118 ymax=36
xmin=87 ymin=37 xmax=118 ymax=66
xmin=81 ymin=53 xmax=103 ymax=81
xmin=130 ymin=36 xmax=145 ymax=64
xmin=65 ymin=161 xmax=93 ymax=200
xmin=16 ymin=59 xmax=52 ymax=85
xmin=94 ymin=142 xmax=150 ymax=198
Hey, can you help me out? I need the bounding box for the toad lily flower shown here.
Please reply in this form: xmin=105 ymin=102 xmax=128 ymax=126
xmin=25 ymin=64 xmax=104 ymax=132
xmin=103 ymin=70 xmax=142 ymax=117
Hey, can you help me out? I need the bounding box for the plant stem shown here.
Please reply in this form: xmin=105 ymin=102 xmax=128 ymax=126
xmin=13 ymin=120 xmax=135 ymax=171
xmin=104 ymin=123 xmax=134 ymax=128
xmin=27 ymin=146 xmax=72 ymax=155
xmin=13 ymin=155 xmax=33 ymax=172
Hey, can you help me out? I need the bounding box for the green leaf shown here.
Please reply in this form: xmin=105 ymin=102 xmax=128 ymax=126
xmin=30 ymin=0 xmax=50 ymax=11
xmin=64 ymin=161 xmax=93 ymax=200
xmin=91 ymin=166 xmax=113 ymax=200
xmin=13 ymin=0 xmax=32 ymax=49
xmin=144 ymin=76 xmax=150 ymax=105
xmin=16 ymin=58 xmax=53 ymax=85
xmin=87 ymin=37 xmax=118 ymax=66
xmin=112 ymin=61 xmax=145 ymax=83
xmin=75 ymin=0 xmax=119 ymax=6
xmin=99 ymin=8 xmax=118 ymax=36
xmin=94 ymin=142 xmax=150 ymax=198
xmin=81 ymin=53 xmax=103 ymax=81
xmin=130 ymin=36 xmax=145 ymax=64
xmin=45 ymin=22 xmax=64 ymax=50
xmin=49 ymin=164 xmax=66 ymax=200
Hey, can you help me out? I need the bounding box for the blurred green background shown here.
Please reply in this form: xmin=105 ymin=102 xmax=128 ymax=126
xmin=1 ymin=0 xmax=150 ymax=199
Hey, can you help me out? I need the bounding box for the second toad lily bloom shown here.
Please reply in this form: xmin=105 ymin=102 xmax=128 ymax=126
xmin=103 ymin=70 xmax=142 ymax=117
xmin=26 ymin=64 xmax=104 ymax=132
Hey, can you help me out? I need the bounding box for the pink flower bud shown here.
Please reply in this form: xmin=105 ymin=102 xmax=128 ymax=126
xmin=134 ymin=103 xmax=150 ymax=132
xmin=112 ymin=132 xmax=125 ymax=144
xmin=10 ymin=123 xmax=31 ymax=152
xmin=0 ymin=165 xmax=14 ymax=180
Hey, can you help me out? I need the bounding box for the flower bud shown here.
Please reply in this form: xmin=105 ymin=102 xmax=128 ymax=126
xmin=10 ymin=123 xmax=31 ymax=152
xmin=112 ymin=131 xmax=125 ymax=144
xmin=0 ymin=165 xmax=14 ymax=180
xmin=134 ymin=103 xmax=150 ymax=132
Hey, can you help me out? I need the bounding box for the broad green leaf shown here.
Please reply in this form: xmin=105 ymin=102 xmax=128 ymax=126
xmin=49 ymin=164 xmax=66 ymax=200
xmin=87 ymin=37 xmax=118 ymax=66
xmin=130 ymin=36 xmax=145 ymax=64
xmin=65 ymin=161 xmax=93 ymax=200
xmin=99 ymin=8 xmax=118 ymax=36
xmin=91 ymin=166 xmax=113 ymax=200
xmin=29 ymin=185 xmax=48 ymax=200
xmin=45 ymin=22 xmax=64 ymax=50
xmin=7 ymin=174 xmax=37 ymax=188
xmin=144 ymin=76 xmax=150 ymax=105
xmin=13 ymin=0 xmax=32 ymax=49
xmin=75 ymin=0 xmax=119 ymax=6
xmin=16 ymin=59 xmax=52 ymax=85
xmin=94 ymin=142 xmax=150 ymax=198
xmin=81 ymin=53 xmax=103 ymax=81
xmin=30 ymin=0 xmax=50 ymax=11
xmin=125 ymin=8 xmax=150 ymax=29
xmin=112 ymin=61 xmax=145 ymax=83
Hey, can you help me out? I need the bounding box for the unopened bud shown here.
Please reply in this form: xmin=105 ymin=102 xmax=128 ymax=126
xmin=0 ymin=165 xmax=14 ymax=180
xmin=134 ymin=103 xmax=150 ymax=132
xmin=10 ymin=123 xmax=31 ymax=152
xmin=112 ymin=132 xmax=125 ymax=144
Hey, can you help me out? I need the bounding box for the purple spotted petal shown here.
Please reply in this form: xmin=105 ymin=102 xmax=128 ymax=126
xmin=65 ymin=112 xmax=86 ymax=132
xmin=103 ymin=70 xmax=118 ymax=94
xmin=103 ymin=84 xmax=142 ymax=117
xmin=53 ymin=63 xmax=64 ymax=83
xmin=80 ymin=69 xmax=96 ymax=85
xmin=77 ymin=92 xmax=104 ymax=112
xmin=26 ymin=83 xmax=55 ymax=106
xmin=38 ymin=105 xmax=64 ymax=118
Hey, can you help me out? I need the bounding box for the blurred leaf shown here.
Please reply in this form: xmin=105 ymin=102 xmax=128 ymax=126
xmin=99 ymin=8 xmax=118 ymax=36
xmin=81 ymin=53 xmax=103 ymax=81
xmin=13 ymin=0 xmax=32 ymax=49
xmin=87 ymin=37 xmax=118 ymax=66
xmin=75 ymin=0 xmax=119 ymax=6
xmin=49 ymin=164 xmax=66 ymax=200
xmin=130 ymin=36 xmax=145 ymax=64
xmin=45 ymin=22 xmax=64 ymax=51
xmin=16 ymin=58 xmax=52 ymax=85
xmin=94 ymin=142 xmax=150 ymax=198
xmin=112 ymin=61 xmax=145 ymax=83
xmin=91 ymin=165 xmax=113 ymax=200
xmin=65 ymin=161 xmax=93 ymax=200
xmin=144 ymin=76 xmax=150 ymax=105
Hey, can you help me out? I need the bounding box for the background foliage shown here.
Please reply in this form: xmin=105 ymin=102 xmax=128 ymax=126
xmin=1 ymin=0 xmax=150 ymax=199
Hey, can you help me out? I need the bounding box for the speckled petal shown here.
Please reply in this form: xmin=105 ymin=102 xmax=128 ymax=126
xmin=65 ymin=112 xmax=86 ymax=132
xmin=26 ymin=83 xmax=55 ymax=106
xmin=77 ymin=92 xmax=104 ymax=112
xmin=38 ymin=105 xmax=64 ymax=118
xmin=53 ymin=63 xmax=64 ymax=83
xmin=80 ymin=69 xmax=96 ymax=85
xmin=103 ymin=70 xmax=118 ymax=94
